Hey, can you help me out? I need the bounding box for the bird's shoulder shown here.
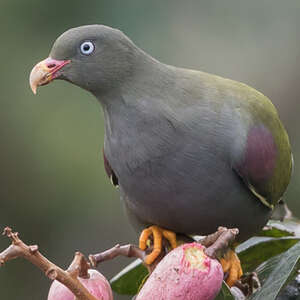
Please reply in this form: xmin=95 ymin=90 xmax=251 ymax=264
xmin=175 ymin=68 xmax=294 ymax=208
xmin=231 ymin=110 xmax=293 ymax=208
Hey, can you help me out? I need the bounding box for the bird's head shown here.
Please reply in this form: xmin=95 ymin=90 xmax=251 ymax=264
xmin=30 ymin=25 xmax=137 ymax=95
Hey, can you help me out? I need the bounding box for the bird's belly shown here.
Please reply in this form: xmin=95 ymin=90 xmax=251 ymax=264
xmin=120 ymin=159 xmax=271 ymax=241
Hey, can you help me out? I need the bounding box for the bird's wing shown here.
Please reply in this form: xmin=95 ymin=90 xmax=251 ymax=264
xmin=232 ymin=124 xmax=293 ymax=209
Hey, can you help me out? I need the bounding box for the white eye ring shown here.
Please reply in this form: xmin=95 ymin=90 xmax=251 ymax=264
xmin=80 ymin=41 xmax=95 ymax=55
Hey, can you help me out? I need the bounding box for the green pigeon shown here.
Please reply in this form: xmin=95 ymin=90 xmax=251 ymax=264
xmin=30 ymin=25 xmax=293 ymax=286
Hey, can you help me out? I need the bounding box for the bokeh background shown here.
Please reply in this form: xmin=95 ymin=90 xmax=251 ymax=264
xmin=0 ymin=0 xmax=299 ymax=299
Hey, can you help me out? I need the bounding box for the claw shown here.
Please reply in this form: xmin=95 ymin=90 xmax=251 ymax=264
xmin=139 ymin=225 xmax=177 ymax=265
xmin=220 ymin=249 xmax=243 ymax=287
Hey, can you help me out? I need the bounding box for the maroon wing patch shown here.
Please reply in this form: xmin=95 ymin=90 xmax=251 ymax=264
xmin=103 ymin=149 xmax=119 ymax=186
xmin=239 ymin=125 xmax=277 ymax=182
xmin=234 ymin=125 xmax=277 ymax=206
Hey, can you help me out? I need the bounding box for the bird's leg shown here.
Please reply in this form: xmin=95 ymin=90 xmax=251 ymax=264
xmin=139 ymin=225 xmax=177 ymax=265
xmin=220 ymin=248 xmax=243 ymax=287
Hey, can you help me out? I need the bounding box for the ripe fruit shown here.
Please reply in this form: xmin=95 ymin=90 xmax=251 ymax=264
xmin=136 ymin=242 xmax=223 ymax=300
xmin=47 ymin=269 xmax=113 ymax=300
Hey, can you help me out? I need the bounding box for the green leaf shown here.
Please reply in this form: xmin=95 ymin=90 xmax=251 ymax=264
xmin=258 ymin=224 xmax=294 ymax=238
xmin=236 ymin=237 xmax=299 ymax=273
xmin=110 ymin=259 xmax=149 ymax=295
xmin=267 ymin=218 xmax=300 ymax=237
xmin=215 ymin=282 xmax=235 ymax=300
xmin=250 ymin=241 xmax=300 ymax=300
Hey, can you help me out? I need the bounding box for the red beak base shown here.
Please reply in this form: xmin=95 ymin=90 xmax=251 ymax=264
xmin=29 ymin=57 xmax=71 ymax=94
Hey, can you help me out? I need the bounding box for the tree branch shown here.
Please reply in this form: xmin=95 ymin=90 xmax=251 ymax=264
xmin=89 ymin=243 xmax=146 ymax=267
xmin=89 ymin=227 xmax=239 ymax=274
xmin=204 ymin=227 xmax=239 ymax=259
xmin=0 ymin=227 xmax=98 ymax=300
xmin=0 ymin=226 xmax=240 ymax=299
xmin=89 ymin=243 xmax=166 ymax=273
xmin=199 ymin=226 xmax=228 ymax=247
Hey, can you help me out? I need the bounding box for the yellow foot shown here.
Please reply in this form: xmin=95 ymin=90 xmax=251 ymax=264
xmin=139 ymin=225 xmax=177 ymax=265
xmin=220 ymin=249 xmax=243 ymax=287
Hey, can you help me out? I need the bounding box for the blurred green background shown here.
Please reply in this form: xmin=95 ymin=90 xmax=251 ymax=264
xmin=0 ymin=0 xmax=299 ymax=299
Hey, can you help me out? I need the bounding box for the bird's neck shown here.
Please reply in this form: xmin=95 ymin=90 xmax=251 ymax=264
xmin=95 ymin=55 xmax=175 ymax=133
xmin=92 ymin=48 xmax=175 ymax=108
xmin=93 ymin=55 xmax=178 ymax=170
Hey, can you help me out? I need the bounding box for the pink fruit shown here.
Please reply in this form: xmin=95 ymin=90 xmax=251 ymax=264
xmin=136 ymin=242 xmax=223 ymax=300
xmin=47 ymin=269 xmax=113 ymax=300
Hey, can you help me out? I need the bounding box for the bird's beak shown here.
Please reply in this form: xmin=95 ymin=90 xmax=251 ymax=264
xmin=29 ymin=57 xmax=71 ymax=94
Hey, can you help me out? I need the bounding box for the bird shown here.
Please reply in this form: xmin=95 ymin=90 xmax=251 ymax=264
xmin=29 ymin=25 xmax=293 ymax=286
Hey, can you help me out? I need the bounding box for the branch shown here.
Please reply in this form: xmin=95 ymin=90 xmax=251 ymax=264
xmin=89 ymin=241 xmax=169 ymax=274
xmin=0 ymin=226 xmax=240 ymax=299
xmin=198 ymin=226 xmax=228 ymax=247
xmin=89 ymin=243 xmax=146 ymax=266
xmin=204 ymin=227 xmax=239 ymax=259
xmin=89 ymin=227 xmax=239 ymax=274
xmin=0 ymin=227 xmax=98 ymax=300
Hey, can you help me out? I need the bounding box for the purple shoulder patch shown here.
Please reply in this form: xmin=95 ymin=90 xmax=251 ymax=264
xmin=238 ymin=125 xmax=277 ymax=182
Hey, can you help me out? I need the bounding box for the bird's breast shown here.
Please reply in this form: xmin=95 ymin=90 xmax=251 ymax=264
xmin=103 ymin=97 xmax=237 ymax=205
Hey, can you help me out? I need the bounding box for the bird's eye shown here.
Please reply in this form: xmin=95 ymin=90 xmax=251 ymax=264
xmin=80 ymin=41 xmax=95 ymax=55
